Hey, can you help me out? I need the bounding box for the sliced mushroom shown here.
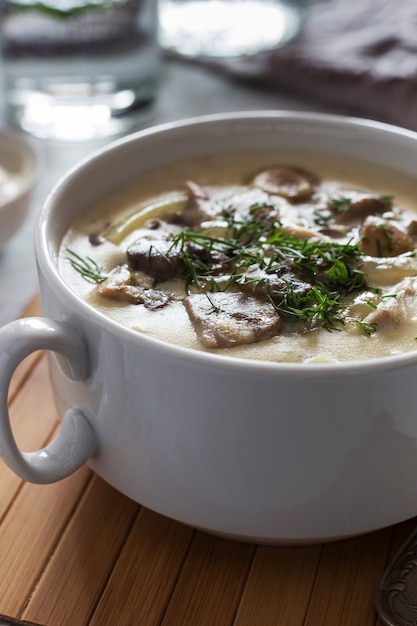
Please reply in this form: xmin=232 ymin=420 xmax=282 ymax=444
xmin=97 ymin=265 xmax=170 ymax=310
xmin=361 ymin=254 xmax=417 ymax=285
xmin=88 ymin=231 xmax=106 ymax=246
xmin=127 ymin=235 xmax=182 ymax=280
xmin=407 ymin=219 xmax=417 ymax=236
xmin=359 ymin=216 xmax=415 ymax=257
xmin=225 ymin=188 xmax=280 ymax=223
xmin=239 ymin=264 xmax=312 ymax=304
xmin=184 ymin=292 xmax=282 ymax=348
xmin=280 ymin=222 xmax=328 ymax=241
xmin=332 ymin=193 xmax=393 ymax=224
xmin=181 ymin=180 xmax=220 ymax=226
xmin=251 ymin=165 xmax=319 ymax=203
xmin=363 ymin=276 xmax=417 ymax=328
xmin=318 ymin=226 xmax=348 ymax=239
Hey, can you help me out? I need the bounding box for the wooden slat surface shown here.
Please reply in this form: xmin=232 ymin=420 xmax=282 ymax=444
xmin=0 ymin=296 xmax=414 ymax=625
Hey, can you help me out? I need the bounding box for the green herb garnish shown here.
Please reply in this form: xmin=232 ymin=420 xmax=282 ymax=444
xmin=168 ymin=205 xmax=367 ymax=331
xmin=377 ymin=223 xmax=394 ymax=253
xmin=10 ymin=0 xmax=120 ymax=19
xmin=69 ymin=200 xmax=375 ymax=334
xmin=313 ymin=209 xmax=332 ymax=227
xmin=379 ymin=194 xmax=394 ymax=206
xmin=67 ymin=249 xmax=107 ymax=283
xmin=327 ymin=196 xmax=352 ymax=213
xmin=355 ymin=320 xmax=377 ymax=335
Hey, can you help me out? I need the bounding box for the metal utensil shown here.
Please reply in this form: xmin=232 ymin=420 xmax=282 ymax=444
xmin=377 ymin=525 xmax=417 ymax=625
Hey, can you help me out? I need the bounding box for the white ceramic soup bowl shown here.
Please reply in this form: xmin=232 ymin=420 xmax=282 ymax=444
xmin=1 ymin=111 xmax=417 ymax=544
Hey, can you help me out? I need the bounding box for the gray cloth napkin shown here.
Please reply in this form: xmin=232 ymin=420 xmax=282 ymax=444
xmin=201 ymin=0 xmax=417 ymax=130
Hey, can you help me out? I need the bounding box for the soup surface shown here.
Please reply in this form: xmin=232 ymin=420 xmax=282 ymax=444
xmin=59 ymin=150 xmax=417 ymax=363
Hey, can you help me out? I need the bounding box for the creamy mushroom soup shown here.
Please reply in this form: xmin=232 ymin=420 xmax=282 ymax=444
xmin=59 ymin=150 xmax=417 ymax=363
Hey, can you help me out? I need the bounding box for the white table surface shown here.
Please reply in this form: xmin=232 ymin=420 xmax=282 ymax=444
xmin=0 ymin=58 xmax=333 ymax=326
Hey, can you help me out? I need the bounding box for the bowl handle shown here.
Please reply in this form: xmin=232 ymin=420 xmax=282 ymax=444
xmin=0 ymin=317 xmax=98 ymax=484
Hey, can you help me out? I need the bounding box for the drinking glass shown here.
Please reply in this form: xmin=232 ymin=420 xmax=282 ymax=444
xmin=158 ymin=0 xmax=309 ymax=58
xmin=0 ymin=0 xmax=161 ymax=141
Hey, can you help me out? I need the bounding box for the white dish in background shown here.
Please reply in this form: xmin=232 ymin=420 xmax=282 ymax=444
xmin=0 ymin=128 xmax=38 ymax=247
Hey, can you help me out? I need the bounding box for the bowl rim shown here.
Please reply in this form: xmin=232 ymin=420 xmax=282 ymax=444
xmin=36 ymin=109 xmax=417 ymax=376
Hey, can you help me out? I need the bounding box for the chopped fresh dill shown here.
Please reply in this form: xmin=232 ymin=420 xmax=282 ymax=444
xmin=378 ymin=223 xmax=394 ymax=251
xmin=168 ymin=205 xmax=368 ymax=331
xmin=355 ymin=320 xmax=377 ymax=335
xmin=379 ymin=194 xmax=394 ymax=206
xmin=70 ymin=197 xmax=384 ymax=336
xmin=313 ymin=209 xmax=332 ymax=227
xmin=12 ymin=0 xmax=115 ymax=20
xmin=205 ymin=292 xmax=221 ymax=314
xmin=66 ymin=249 xmax=107 ymax=283
xmin=269 ymin=286 xmax=344 ymax=331
xmin=327 ymin=196 xmax=352 ymax=213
